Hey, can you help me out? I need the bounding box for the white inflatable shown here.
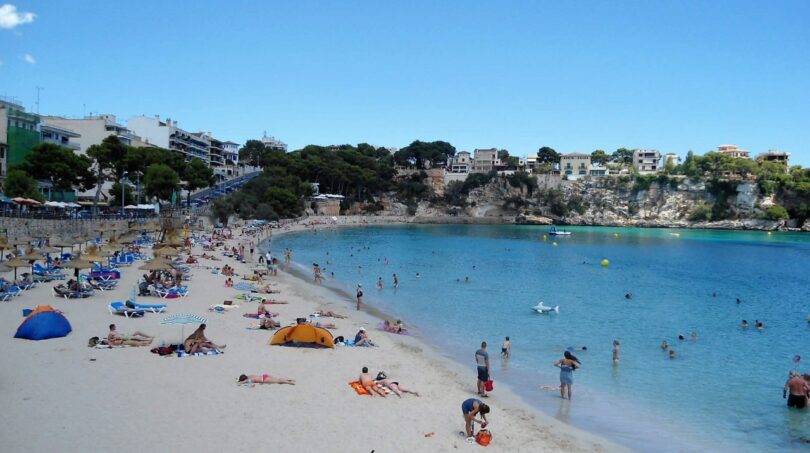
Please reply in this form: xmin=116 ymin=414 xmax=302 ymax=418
xmin=532 ymin=302 xmax=559 ymax=314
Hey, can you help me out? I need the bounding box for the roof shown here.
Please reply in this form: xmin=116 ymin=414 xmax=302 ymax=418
xmin=561 ymin=152 xmax=590 ymax=158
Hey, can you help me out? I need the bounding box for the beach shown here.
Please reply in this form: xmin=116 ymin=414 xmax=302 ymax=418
xmin=0 ymin=220 xmax=621 ymax=453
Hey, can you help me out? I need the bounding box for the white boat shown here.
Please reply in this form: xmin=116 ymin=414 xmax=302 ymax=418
xmin=532 ymin=302 xmax=559 ymax=314
xmin=548 ymin=227 xmax=571 ymax=236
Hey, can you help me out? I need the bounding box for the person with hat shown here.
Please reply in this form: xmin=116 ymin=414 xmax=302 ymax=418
xmin=354 ymin=327 xmax=373 ymax=347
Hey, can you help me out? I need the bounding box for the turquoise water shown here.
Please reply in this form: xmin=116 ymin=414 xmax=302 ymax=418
xmin=272 ymin=225 xmax=810 ymax=452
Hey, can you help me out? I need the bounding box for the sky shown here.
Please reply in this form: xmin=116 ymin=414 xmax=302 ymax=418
xmin=1 ymin=1 xmax=809 ymax=164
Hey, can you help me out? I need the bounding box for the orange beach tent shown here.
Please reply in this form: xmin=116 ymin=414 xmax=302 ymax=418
xmin=269 ymin=324 xmax=334 ymax=349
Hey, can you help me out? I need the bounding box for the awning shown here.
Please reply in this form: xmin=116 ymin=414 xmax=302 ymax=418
xmin=0 ymin=193 xmax=17 ymax=204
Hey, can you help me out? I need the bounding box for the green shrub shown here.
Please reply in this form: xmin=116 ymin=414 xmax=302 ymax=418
xmin=763 ymin=204 xmax=789 ymax=221
xmin=688 ymin=203 xmax=713 ymax=221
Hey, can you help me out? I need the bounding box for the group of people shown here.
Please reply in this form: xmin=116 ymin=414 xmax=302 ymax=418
xmin=183 ymin=324 xmax=226 ymax=354
xmin=221 ymin=265 xmax=235 ymax=277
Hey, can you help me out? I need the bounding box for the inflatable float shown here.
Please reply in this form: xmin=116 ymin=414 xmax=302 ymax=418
xmin=532 ymin=302 xmax=559 ymax=314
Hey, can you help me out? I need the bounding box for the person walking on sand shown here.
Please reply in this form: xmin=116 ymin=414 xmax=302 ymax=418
xmin=554 ymin=351 xmax=581 ymax=400
xmin=613 ymin=340 xmax=620 ymax=365
xmin=356 ymin=284 xmax=363 ymax=311
xmin=501 ymin=337 xmax=511 ymax=359
xmin=461 ymin=398 xmax=489 ymax=438
xmin=475 ymin=341 xmax=491 ymax=397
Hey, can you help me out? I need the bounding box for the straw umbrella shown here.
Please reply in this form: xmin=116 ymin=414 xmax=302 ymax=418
xmin=62 ymin=255 xmax=96 ymax=277
xmin=0 ymin=262 xmax=13 ymax=274
xmin=5 ymin=257 xmax=34 ymax=280
xmin=138 ymin=258 xmax=176 ymax=271
xmin=153 ymin=246 xmax=180 ymax=257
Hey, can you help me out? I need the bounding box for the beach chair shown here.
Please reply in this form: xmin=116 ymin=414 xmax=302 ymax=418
xmin=52 ymin=286 xmax=87 ymax=299
xmin=156 ymin=287 xmax=188 ymax=299
xmin=108 ymin=301 xmax=145 ymax=318
xmin=127 ymin=300 xmax=167 ymax=313
xmin=1 ymin=286 xmax=22 ymax=302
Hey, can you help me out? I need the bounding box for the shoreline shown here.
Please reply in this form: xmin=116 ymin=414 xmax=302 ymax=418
xmin=265 ymin=219 xmax=627 ymax=452
xmin=0 ymin=219 xmax=623 ymax=453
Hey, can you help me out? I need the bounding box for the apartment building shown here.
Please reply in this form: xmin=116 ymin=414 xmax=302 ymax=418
xmin=472 ymin=148 xmax=501 ymax=173
xmin=128 ymin=115 xmax=209 ymax=162
xmin=632 ymin=149 xmax=661 ymax=174
xmin=43 ymin=114 xmax=134 ymax=155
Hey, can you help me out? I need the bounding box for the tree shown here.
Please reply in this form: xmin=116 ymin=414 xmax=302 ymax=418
xmin=763 ymin=204 xmax=789 ymax=221
xmin=591 ymin=150 xmax=609 ymax=166
xmin=211 ymin=198 xmax=234 ymax=225
xmin=184 ymin=158 xmax=215 ymax=207
xmin=393 ymin=140 xmax=456 ymax=169
xmin=239 ymin=140 xmax=267 ymax=166
xmin=143 ymin=164 xmax=180 ymax=203
xmin=611 ymin=148 xmax=634 ymax=165
xmin=536 ymin=146 xmax=560 ymax=164
xmin=2 ymin=169 xmax=44 ymax=202
xmin=263 ymin=187 xmax=301 ymax=217
xmin=16 ymin=143 xmax=96 ymax=195
xmin=109 ymin=182 xmax=136 ymax=207
xmin=497 ymin=149 xmax=510 ymax=160
xmin=87 ymin=136 xmax=129 ymax=213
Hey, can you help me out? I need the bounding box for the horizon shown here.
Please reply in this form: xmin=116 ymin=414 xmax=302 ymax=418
xmin=1 ymin=1 xmax=808 ymax=165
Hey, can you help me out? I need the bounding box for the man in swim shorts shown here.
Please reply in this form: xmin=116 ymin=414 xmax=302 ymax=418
xmin=359 ymin=366 xmax=386 ymax=397
xmin=461 ymin=398 xmax=489 ymax=438
xmin=475 ymin=341 xmax=490 ymax=397
xmin=785 ymin=372 xmax=810 ymax=409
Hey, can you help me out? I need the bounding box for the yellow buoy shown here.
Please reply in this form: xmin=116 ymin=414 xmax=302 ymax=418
xmin=552 ymin=242 xmax=558 ymax=246
xmin=543 ymin=235 xmax=548 ymax=241
xmin=601 ymin=259 xmax=610 ymax=267
xmin=767 ymin=231 xmax=773 ymax=236
xmin=613 ymin=233 xmax=619 ymax=238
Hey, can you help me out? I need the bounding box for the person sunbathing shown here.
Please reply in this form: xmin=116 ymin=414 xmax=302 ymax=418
xmin=184 ymin=324 xmax=226 ymax=353
xmin=237 ymin=373 xmax=295 ymax=386
xmin=316 ymin=310 xmax=347 ymax=319
xmin=107 ymin=323 xmax=153 ymax=346
xmin=225 ymin=277 xmax=234 ymax=287
xmin=255 ymin=285 xmax=280 ymax=294
xmin=186 ymin=256 xmax=198 ymax=264
xmin=375 ymin=371 xmax=420 ymax=397
xmin=313 ymin=321 xmax=337 ymax=329
xmin=359 ymin=367 xmax=387 ymax=396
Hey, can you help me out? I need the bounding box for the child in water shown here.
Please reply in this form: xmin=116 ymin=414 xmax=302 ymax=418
xmin=501 ymin=337 xmax=511 ymax=358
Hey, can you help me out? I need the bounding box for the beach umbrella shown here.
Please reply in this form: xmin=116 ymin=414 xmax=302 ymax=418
xmin=160 ymin=313 xmax=208 ymax=347
xmin=39 ymin=245 xmax=61 ymax=255
xmin=0 ymin=262 xmax=12 ymax=273
xmin=5 ymin=257 xmax=34 ymax=280
xmin=138 ymin=258 xmax=175 ymax=271
xmin=153 ymin=246 xmax=180 ymax=257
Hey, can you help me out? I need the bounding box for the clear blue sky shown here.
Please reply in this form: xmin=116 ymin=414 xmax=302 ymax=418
xmin=1 ymin=1 xmax=808 ymax=164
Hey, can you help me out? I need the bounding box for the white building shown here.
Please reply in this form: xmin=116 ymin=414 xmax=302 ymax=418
xmin=632 ymin=149 xmax=661 ymax=174
xmin=40 ymin=122 xmax=81 ymax=152
xmin=42 ymin=114 xmax=134 ymax=155
xmin=716 ymin=144 xmax=750 ymax=159
xmin=128 ymin=115 xmax=209 ymax=162
xmin=757 ymin=150 xmax=790 ymax=171
xmin=447 ymin=151 xmax=472 ymax=173
xmin=222 ymin=141 xmax=240 ymax=164
xmin=261 ymin=133 xmax=287 ymax=151
xmin=663 ymin=153 xmax=680 ymax=169
xmin=559 ymin=153 xmax=591 ymax=180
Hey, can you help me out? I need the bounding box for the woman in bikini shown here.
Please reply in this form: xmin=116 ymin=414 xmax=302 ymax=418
xmin=237 ymin=374 xmax=295 ymax=387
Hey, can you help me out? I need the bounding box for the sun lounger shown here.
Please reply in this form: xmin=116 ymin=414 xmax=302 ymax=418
xmin=108 ymin=301 xmax=146 ymax=318
xmin=1 ymin=286 xmax=22 ymax=302
xmin=126 ymin=301 xmax=167 ymax=313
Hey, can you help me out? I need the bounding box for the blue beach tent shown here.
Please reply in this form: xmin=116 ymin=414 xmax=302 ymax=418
xmin=15 ymin=305 xmax=72 ymax=340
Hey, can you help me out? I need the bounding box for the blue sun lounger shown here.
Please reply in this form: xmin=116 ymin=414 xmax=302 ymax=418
xmin=108 ymin=301 xmax=145 ymax=318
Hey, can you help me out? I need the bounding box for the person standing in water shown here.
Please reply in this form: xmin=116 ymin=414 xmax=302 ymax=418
xmin=612 ymin=340 xmax=620 ymax=365
xmin=554 ymin=351 xmax=581 ymax=400
xmin=376 ymin=277 xmax=383 ymax=290
xmin=393 ymin=273 xmax=399 ymax=289
xmin=784 ymin=371 xmax=810 ymax=409
xmin=501 ymin=337 xmax=511 ymax=359
xmin=356 ymin=284 xmax=363 ymax=311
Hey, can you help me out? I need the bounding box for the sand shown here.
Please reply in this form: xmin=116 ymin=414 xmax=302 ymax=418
xmin=0 ymin=221 xmax=623 ymax=453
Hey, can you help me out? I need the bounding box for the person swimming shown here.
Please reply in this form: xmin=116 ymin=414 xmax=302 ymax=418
xmin=669 ymin=350 xmax=676 ymax=359
xmin=678 ymin=335 xmax=685 ymax=341
xmin=755 ymin=320 xmax=765 ymax=330
xmin=741 ymin=320 xmax=749 ymax=328
xmin=625 ymin=293 xmax=633 ymax=300
xmin=661 ymin=340 xmax=669 ymax=350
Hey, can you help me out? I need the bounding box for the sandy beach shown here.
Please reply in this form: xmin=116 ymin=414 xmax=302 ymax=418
xmin=0 ymin=220 xmax=622 ymax=453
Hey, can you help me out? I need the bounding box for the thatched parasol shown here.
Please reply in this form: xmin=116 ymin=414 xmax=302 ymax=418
xmin=138 ymin=258 xmax=175 ymax=271
xmin=153 ymin=246 xmax=180 ymax=257
xmin=4 ymin=257 xmax=34 ymax=279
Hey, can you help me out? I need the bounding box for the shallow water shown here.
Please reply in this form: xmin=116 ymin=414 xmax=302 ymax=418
xmin=272 ymin=225 xmax=810 ymax=452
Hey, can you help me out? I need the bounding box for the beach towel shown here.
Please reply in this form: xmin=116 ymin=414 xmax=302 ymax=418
xmin=349 ymin=381 xmax=371 ymax=395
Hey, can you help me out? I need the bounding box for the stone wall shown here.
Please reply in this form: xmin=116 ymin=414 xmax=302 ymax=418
xmin=0 ymin=217 xmax=131 ymax=239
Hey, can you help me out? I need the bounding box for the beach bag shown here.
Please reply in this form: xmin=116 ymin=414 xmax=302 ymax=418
xmin=485 ymin=379 xmax=494 ymax=392
xmin=88 ymin=337 xmax=99 ymax=347
xmin=476 ymin=429 xmax=492 ymax=446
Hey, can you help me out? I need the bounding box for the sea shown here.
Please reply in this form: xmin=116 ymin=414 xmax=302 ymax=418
xmin=267 ymin=224 xmax=810 ymax=452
